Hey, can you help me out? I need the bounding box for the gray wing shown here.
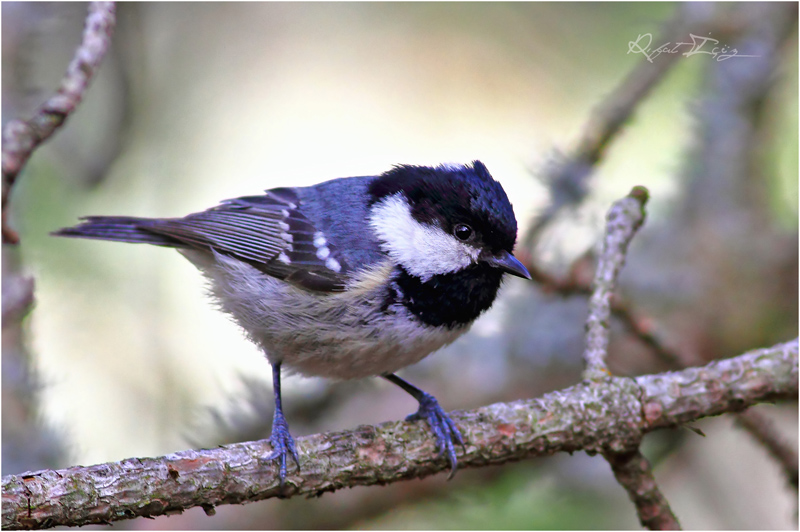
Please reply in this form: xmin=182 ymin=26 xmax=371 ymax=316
xmin=54 ymin=187 xmax=351 ymax=292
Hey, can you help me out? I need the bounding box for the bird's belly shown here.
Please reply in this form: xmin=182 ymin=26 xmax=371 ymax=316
xmin=195 ymin=252 xmax=469 ymax=380
xmin=278 ymin=318 xmax=467 ymax=379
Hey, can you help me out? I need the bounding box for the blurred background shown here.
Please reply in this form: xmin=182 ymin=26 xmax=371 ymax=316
xmin=2 ymin=2 xmax=797 ymax=529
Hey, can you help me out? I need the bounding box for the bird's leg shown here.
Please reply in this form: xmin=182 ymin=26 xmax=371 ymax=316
xmin=383 ymin=373 xmax=464 ymax=479
xmin=266 ymin=362 xmax=300 ymax=486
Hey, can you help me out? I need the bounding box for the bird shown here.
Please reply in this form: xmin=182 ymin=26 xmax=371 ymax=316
xmin=53 ymin=160 xmax=531 ymax=484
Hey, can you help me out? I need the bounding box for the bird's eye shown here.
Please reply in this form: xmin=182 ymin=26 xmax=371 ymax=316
xmin=453 ymin=224 xmax=473 ymax=241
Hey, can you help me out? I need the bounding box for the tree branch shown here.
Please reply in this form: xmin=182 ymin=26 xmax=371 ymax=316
xmin=2 ymin=339 xmax=796 ymax=530
xmin=1 ymin=1 xmax=116 ymax=244
xmin=584 ymin=186 xmax=648 ymax=380
xmin=580 ymin=186 xmax=681 ymax=529
xmin=604 ymin=450 xmax=681 ymax=530
xmin=734 ymin=409 xmax=799 ymax=490
xmin=523 ymin=6 xmax=695 ymax=246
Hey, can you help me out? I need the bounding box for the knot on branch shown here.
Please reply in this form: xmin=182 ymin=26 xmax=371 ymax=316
xmin=574 ymin=376 xmax=646 ymax=454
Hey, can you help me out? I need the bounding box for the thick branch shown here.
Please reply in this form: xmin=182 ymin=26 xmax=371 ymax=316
xmin=1 ymin=1 xmax=116 ymax=244
xmin=2 ymin=339 xmax=795 ymax=530
xmin=637 ymin=340 xmax=797 ymax=428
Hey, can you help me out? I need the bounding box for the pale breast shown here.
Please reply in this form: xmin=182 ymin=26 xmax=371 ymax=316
xmin=187 ymin=250 xmax=470 ymax=380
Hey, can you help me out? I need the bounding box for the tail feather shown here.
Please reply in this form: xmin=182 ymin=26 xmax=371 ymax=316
xmin=52 ymin=216 xmax=182 ymax=247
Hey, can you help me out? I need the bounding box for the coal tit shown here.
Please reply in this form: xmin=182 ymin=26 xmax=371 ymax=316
xmin=54 ymin=160 xmax=530 ymax=483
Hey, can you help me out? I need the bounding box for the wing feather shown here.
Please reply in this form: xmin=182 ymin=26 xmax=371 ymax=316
xmin=57 ymin=188 xmax=351 ymax=292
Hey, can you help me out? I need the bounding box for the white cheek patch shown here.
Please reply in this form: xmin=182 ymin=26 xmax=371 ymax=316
xmin=369 ymin=194 xmax=479 ymax=281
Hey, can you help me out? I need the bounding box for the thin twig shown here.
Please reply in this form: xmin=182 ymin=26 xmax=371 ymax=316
xmin=574 ymin=28 xmax=685 ymax=168
xmin=583 ymin=186 xmax=649 ymax=380
xmin=604 ymin=450 xmax=681 ymax=530
xmin=524 ymin=6 xmax=693 ymax=247
xmin=2 ymin=338 xmax=795 ymax=530
xmin=735 ymin=409 xmax=799 ymax=490
xmin=581 ymin=187 xmax=684 ymax=530
xmin=1 ymin=1 xmax=116 ymax=244
xmin=609 ymin=301 xmax=693 ymax=368
xmin=523 ymin=256 xmax=693 ymax=369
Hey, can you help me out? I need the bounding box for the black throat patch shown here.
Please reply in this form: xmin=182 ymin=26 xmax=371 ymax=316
xmin=389 ymin=263 xmax=504 ymax=328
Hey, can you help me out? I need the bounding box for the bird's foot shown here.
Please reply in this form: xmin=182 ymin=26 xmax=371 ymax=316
xmin=265 ymin=413 xmax=300 ymax=487
xmin=407 ymin=392 xmax=465 ymax=479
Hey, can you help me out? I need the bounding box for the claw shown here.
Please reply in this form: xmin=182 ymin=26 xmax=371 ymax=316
xmin=409 ymin=391 xmax=464 ymax=478
xmin=266 ymin=411 xmax=300 ymax=487
xmin=384 ymin=373 xmax=464 ymax=478
xmin=265 ymin=362 xmax=300 ymax=488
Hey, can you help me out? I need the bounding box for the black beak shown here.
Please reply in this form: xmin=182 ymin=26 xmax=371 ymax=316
xmin=484 ymin=250 xmax=531 ymax=279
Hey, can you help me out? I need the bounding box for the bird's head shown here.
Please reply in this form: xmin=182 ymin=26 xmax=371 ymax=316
xmin=367 ymin=160 xmax=530 ymax=282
